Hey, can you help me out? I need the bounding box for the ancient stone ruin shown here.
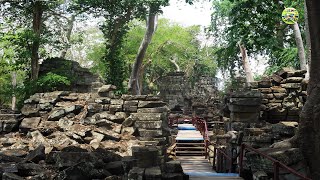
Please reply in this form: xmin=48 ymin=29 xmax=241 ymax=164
xmin=0 ymin=84 xmax=187 ymax=179
xmin=39 ymin=58 xmax=104 ymax=93
xmin=159 ymin=71 xmax=220 ymax=120
xmin=213 ymin=68 xmax=308 ymax=179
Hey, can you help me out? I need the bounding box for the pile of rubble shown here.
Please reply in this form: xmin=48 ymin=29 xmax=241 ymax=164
xmin=0 ymin=85 xmax=185 ymax=179
xmin=253 ymin=68 xmax=308 ymax=123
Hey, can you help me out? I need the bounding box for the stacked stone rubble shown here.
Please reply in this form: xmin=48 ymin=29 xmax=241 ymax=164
xmin=0 ymin=84 xmax=174 ymax=179
xmin=253 ymin=68 xmax=308 ymax=123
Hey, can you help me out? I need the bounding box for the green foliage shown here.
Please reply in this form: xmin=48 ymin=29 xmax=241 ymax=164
xmin=124 ymin=19 xmax=217 ymax=92
xmin=264 ymin=47 xmax=299 ymax=75
xmin=209 ymin=0 xmax=305 ymax=72
xmin=36 ymin=72 xmax=71 ymax=92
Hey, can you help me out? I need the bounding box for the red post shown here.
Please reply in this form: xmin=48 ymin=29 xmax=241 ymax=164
xmin=274 ymin=161 xmax=280 ymax=180
xmin=239 ymin=143 xmax=245 ymax=176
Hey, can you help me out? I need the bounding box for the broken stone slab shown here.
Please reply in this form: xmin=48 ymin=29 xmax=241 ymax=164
xmin=115 ymin=112 xmax=127 ymax=121
xmin=105 ymin=161 xmax=124 ymax=175
xmin=38 ymin=102 xmax=53 ymax=111
xmin=24 ymin=145 xmax=45 ymax=163
xmin=95 ymin=127 xmax=121 ymax=141
xmin=19 ymin=117 xmax=41 ymax=131
xmin=287 ymin=107 xmax=300 ymax=116
xmin=271 ymin=74 xmax=283 ymax=83
xmin=137 ymin=107 xmax=169 ymax=113
xmin=132 ymin=147 xmax=159 ymax=168
xmin=122 ymin=116 xmax=136 ymax=127
xmin=16 ymin=163 xmax=47 ymax=176
xmin=230 ymin=112 xmax=259 ymax=122
xmin=253 ymin=171 xmax=268 ymax=180
xmin=121 ymin=127 xmax=136 ymax=136
xmin=134 ymin=121 xmax=162 ymax=129
xmin=98 ymin=85 xmax=117 ymax=93
xmin=1 ymin=120 xmax=19 ymax=133
xmin=122 ymin=95 xmax=147 ymax=101
xmin=258 ymin=88 xmax=272 ymax=93
xmin=262 ymin=94 xmax=274 ymax=99
xmin=1 ymin=149 xmax=28 ymax=158
xmin=98 ymin=91 xmax=116 ymax=98
xmin=243 ymin=134 xmax=272 ymax=143
xmin=58 ymin=118 xmax=74 ymax=130
xmin=97 ymin=112 xmax=125 ymax=124
xmin=281 ymin=83 xmax=301 ymax=89
xmin=128 ymin=167 xmax=145 ymax=180
xmin=230 ymin=90 xmax=262 ymax=98
xmin=48 ymin=151 xmax=99 ymax=168
xmin=272 ymin=121 xmax=297 ymax=137
xmin=273 ymin=93 xmax=286 ymax=100
xmin=165 ymin=161 xmax=183 ymax=173
xmin=69 ymin=124 xmax=92 ymax=137
xmin=21 ymin=104 xmax=40 ymax=117
xmin=286 ymin=77 xmax=304 ymax=83
xmin=87 ymin=103 xmax=103 ymax=114
xmin=228 ymin=105 xmax=260 ymax=113
xmin=0 ymin=163 xmax=18 ymax=174
xmin=123 ymin=105 xmax=138 ymax=112
xmin=30 ymin=130 xmax=47 ymax=144
xmin=2 ymin=172 xmax=24 ymax=180
xmin=162 ymin=173 xmax=187 ymax=180
xmin=109 ymin=105 xmax=123 ymax=113
xmin=138 ymin=101 xmax=167 ymax=108
xmin=138 ymin=129 xmax=163 ymax=137
xmin=0 ymin=153 xmax=24 ymax=163
xmin=124 ymin=100 xmax=139 ymax=106
xmin=145 ymin=95 xmax=161 ymax=101
xmin=244 ymin=128 xmax=265 ymax=136
xmin=258 ymin=80 xmax=272 ymax=88
xmin=229 ymin=98 xmax=262 ymax=106
xmin=48 ymin=109 xmax=66 ymax=121
xmin=113 ymin=124 xmax=122 ymax=134
xmin=287 ymin=70 xmax=307 ymax=77
xmin=131 ymin=113 xmax=165 ymax=121
xmin=94 ymin=97 xmax=111 ymax=104
xmin=111 ymin=99 xmax=124 ymax=105
xmin=261 ymin=99 xmax=268 ymax=104
xmin=271 ymin=86 xmax=287 ymax=93
xmin=144 ymin=166 xmax=162 ymax=180
xmin=269 ymin=108 xmax=287 ymax=116
xmin=23 ymin=93 xmax=42 ymax=104
xmin=276 ymin=67 xmax=296 ymax=78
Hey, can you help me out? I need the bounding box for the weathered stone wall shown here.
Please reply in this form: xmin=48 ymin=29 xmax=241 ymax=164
xmin=158 ymin=72 xmax=219 ymax=119
xmin=0 ymin=84 xmax=181 ymax=179
xmin=39 ymin=58 xmax=104 ymax=93
xmin=252 ymin=68 xmax=308 ymax=123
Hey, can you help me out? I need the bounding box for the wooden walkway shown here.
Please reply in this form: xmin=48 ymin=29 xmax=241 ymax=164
xmin=175 ymin=124 xmax=243 ymax=180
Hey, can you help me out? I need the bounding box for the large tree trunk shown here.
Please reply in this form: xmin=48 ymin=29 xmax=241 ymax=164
xmin=31 ymin=1 xmax=43 ymax=80
xmin=304 ymin=0 xmax=311 ymax=80
xmin=128 ymin=7 xmax=158 ymax=95
xmin=60 ymin=15 xmax=75 ymax=59
xmin=298 ymin=1 xmax=320 ymax=179
xmin=292 ymin=22 xmax=308 ymax=71
xmin=238 ymin=43 xmax=254 ymax=84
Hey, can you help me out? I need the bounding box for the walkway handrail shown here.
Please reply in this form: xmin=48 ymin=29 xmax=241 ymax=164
xmin=191 ymin=117 xmax=210 ymax=158
xmin=239 ymin=143 xmax=311 ymax=180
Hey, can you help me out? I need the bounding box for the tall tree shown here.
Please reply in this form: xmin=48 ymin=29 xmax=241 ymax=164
xmin=30 ymin=1 xmax=43 ymax=80
xmin=128 ymin=5 xmax=158 ymax=95
xmin=299 ymin=1 xmax=320 ymax=178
